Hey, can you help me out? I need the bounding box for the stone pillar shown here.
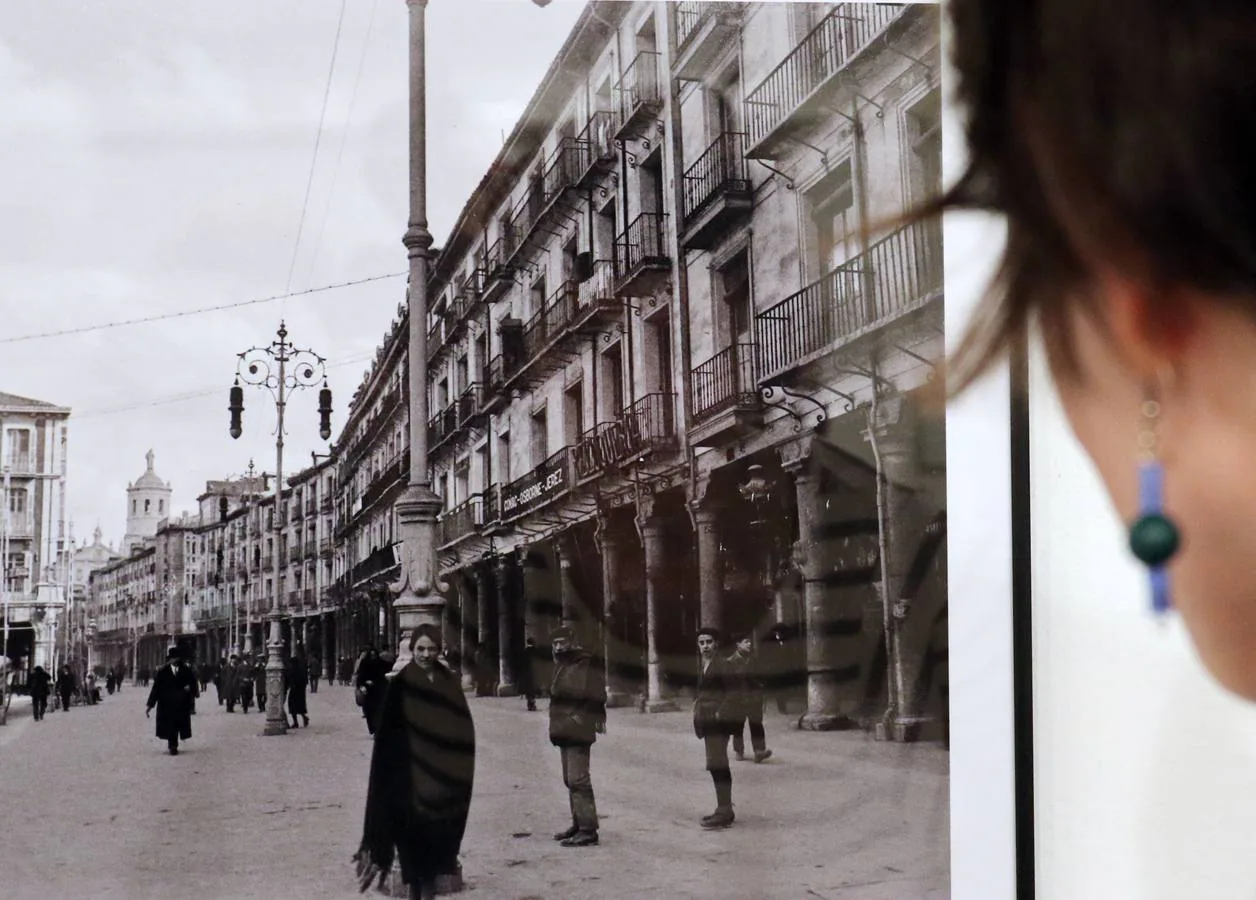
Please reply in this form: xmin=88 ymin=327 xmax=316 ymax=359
xmin=691 ymin=503 xmax=723 ymax=633
xmin=476 ymin=564 xmax=494 ymax=694
xmin=596 ymin=520 xmax=632 ymax=708
xmin=556 ymin=538 xmax=579 ymax=629
xmin=460 ymin=573 xmax=476 ymax=693
xmin=323 ymin=614 xmax=335 ymax=685
xmin=495 ymin=556 xmax=518 ymax=697
xmin=638 ymin=515 xmax=678 ymax=713
xmin=866 ymin=400 xmax=926 ymax=741
xmin=785 ymin=442 xmax=858 ymax=732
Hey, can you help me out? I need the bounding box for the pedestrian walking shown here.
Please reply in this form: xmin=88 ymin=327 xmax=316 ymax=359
xmin=308 ymin=657 xmax=320 ymax=694
xmin=105 ymin=671 xmax=116 ymax=696
xmin=252 ymin=655 xmax=267 ymax=713
xmin=237 ymin=657 xmax=255 ymax=713
xmin=521 ymin=636 xmax=540 ymax=711
xmin=547 ymin=626 xmax=606 ymax=848
xmin=145 ymin=647 xmax=197 ymax=755
xmin=55 ymin=664 xmax=75 ymax=712
xmin=356 ymin=647 xmax=389 ymax=737
xmin=694 ymin=628 xmax=738 ymax=829
xmin=221 ymin=655 xmax=241 ymax=712
xmin=355 ymin=625 xmax=475 ymax=900
xmin=28 ymin=665 xmax=51 ymax=721
xmin=728 ymin=634 xmax=772 ymax=764
xmin=285 ymin=648 xmax=310 ymax=729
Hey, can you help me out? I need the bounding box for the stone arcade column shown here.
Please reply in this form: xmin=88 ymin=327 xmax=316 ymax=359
xmin=476 ymin=564 xmax=494 ymax=694
xmin=557 ymin=538 xmax=578 ymax=629
xmin=495 ymin=555 xmax=518 ymax=697
xmin=866 ymin=396 xmax=927 ymax=742
xmin=784 ymin=439 xmax=858 ymax=731
xmin=637 ymin=509 xmax=678 ymax=713
xmin=596 ymin=517 xmax=632 ymax=708
xmin=459 ymin=573 xmax=477 ymax=693
xmin=689 ymin=480 xmax=724 ymax=633
xmin=322 ymin=615 xmax=335 ymax=686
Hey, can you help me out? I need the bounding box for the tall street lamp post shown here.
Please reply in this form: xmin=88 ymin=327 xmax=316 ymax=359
xmin=392 ymin=0 xmax=445 ymax=672
xmin=229 ymin=322 xmax=333 ymax=736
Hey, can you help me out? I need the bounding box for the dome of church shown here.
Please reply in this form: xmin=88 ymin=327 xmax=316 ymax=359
xmin=132 ymin=449 xmax=168 ymax=490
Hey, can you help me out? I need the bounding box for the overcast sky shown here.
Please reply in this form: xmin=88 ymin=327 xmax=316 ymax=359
xmin=0 ymin=0 xmax=587 ymax=548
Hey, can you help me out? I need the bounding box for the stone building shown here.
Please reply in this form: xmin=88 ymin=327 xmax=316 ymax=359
xmin=122 ymin=450 xmax=173 ymax=553
xmin=418 ymin=0 xmax=947 ymax=738
xmin=0 ymin=391 xmax=72 ymax=675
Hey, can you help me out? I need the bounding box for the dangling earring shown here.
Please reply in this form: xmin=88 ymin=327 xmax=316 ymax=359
xmin=1127 ymin=380 xmax=1181 ymax=614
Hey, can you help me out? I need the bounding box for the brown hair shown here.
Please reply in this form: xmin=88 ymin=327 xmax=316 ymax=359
xmin=409 ymin=623 xmax=443 ymax=653
xmin=934 ymin=0 xmax=1256 ymax=394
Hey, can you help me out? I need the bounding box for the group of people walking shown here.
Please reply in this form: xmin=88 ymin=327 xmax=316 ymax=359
xmin=353 ymin=624 xmax=775 ymax=899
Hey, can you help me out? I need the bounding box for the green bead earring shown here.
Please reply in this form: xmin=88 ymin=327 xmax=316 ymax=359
xmin=1128 ymin=392 xmax=1179 ymax=614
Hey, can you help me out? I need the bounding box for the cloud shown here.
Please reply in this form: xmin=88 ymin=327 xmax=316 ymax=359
xmin=0 ymin=0 xmax=585 ymax=540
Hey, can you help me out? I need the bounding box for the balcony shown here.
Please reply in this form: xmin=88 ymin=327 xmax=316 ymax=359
xmin=288 ymin=590 xmax=301 ymax=608
xmin=427 ymin=402 xmax=459 ymax=450
xmin=359 ymin=451 xmax=410 ymax=512
xmin=4 ymin=518 xmax=34 ymax=538
xmin=674 ymin=2 xmax=743 ymax=82
xmin=319 ymin=537 xmax=333 ymax=558
xmin=288 ymin=547 xmax=302 ymax=564
xmin=319 ymin=496 xmax=333 ymax=513
xmin=575 ymin=111 xmax=617 ymax=187
xmin=261 ymin=556 xmax=274 ymax=570
xmin=574 ymin=393 xmax=677 ymax=479
xmin=482 ymin=239 xmax=513 ymax=301
xmin=483 ymin=355 xmax=511 ymax=414
xmin=690 ymin=343 xmax=764 ymax=447
xmin=542 ymin=138 xmax=584 ymax=213
xmin=291 ymin=503 xmax=303 ymax=522
xmin=573 ymin=260 xmax=624 ymax=331
xmin=456 ymin=382 xmax=485 ymax=428
xmin=681 ymin=132 xmax=752 ymax=250
xmin=613 ymin=50 xmax=663 ymax=140
xmin=304 ymin=540 xmax=316 ymax=557
xmin=755 ymin=218 xmax=943 ymax=383
xmin=499 ymin=448 xmax=573 ymax=522
xmin=614 ymin=212 xmax=671 ymax=295
xmin=3 ymin=454 xmax=35 ymax=475
xmin=438 ymin=493 xmax=487 ymax=548
xmin=744 ymin=3 xmax=911 ymax=157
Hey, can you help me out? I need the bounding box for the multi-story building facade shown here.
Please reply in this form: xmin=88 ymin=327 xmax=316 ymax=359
xmin=1 ymin=391 xmax=72 ymax=675
xmin=415 ymin=0 xmax=947 ymax=737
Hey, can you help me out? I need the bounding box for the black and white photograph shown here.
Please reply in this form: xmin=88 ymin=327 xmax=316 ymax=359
xmin=1 ymin=3 xmax=1006 ymax=899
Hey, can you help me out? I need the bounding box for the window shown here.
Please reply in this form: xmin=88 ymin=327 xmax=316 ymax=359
xmin=145 ymin=499 xmax=151 ymax=514
xmin=498 ymin=432 xmax=512 ymax=483
xmin=906 ymin=90 xmax=942 ymax=207
xmin=454 ymin=461 xmax=470 ymax=504
xmin=455 ymin=355 xmax=469 ymax=396
xmin=529 ymin=274 xmax=547 ymax=321
xmin=475 ymin=447 xmax=490 ymax=492
xmin=8 ymin=489 xmax=26 ymax=516
xmin=530 ymin=405 xmax=549 ymax=467
xmin=648 ymin=313 xmax=674 ymax=396
xmin=159 ymin=500 xmax=164 ymax=514
xmin=565 ymin=382 xmax=585 ymax=446
xmin=717 ymin=250 xmax=752 ymax=346
xmin=132 ymin=499 xmax=137 ymax=515
xmin=808 ymin=161 xmax=856 ymax=278
xmin=601 ymin=343 xmax=625 ymax=419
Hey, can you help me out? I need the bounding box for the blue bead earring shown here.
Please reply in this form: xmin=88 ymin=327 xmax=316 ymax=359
xmin=1127 ymin=386 xmax=1180 ymax=614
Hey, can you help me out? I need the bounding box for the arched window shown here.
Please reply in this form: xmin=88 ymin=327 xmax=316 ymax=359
xmin=145 ymin=499 xmax=151 ymax=513
xmin=132 ymin=499 xmax=137 ymax=515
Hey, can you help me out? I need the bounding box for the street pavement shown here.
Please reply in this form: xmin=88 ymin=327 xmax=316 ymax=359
xmin=0 ymin=680 xmax=949 ymax=899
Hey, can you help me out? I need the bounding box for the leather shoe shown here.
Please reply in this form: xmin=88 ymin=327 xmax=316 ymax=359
xmin=553 ymin=825 xmax=579 ymax=842
xmin=560 ymin=831 xmax=598 ymax=847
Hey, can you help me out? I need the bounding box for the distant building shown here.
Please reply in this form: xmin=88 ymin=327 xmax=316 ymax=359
xmin=0 ymin=390 xmax=72 ymax=674
xmin=122 ymin=449 xmax=172 ymax=554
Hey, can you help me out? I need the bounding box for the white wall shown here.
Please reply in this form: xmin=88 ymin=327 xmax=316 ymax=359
xmin=1029 ymin=342 xmax=1256 ymax=898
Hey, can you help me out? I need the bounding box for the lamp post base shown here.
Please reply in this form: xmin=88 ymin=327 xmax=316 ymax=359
xmin=262 ymin=612 xmax=288 ymax=736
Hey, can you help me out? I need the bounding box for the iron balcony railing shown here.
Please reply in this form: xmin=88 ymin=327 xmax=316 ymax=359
xmin=614 ymin=212 xmax=669 ymax=283
xmin=682 ymin=131 xmax=750 ymax=223
xmin=487 ymin=354 xmax=509 ymax=398
xmin=288 ymin=590 xmax=301 ymax=607
xmin=427 ymin=402 xmax=459 ymax=448
xmin=755 ymin=218 xmax=942 ymax=380
xmin=303 ymin=588 xmax=314 ymax=607
xmin=520 ymin=281 xmax=577 ymax=365
xmin=319 ymin=537 xmax=333 ymax=556
xmin=574 ymin=421 xmax=630 ymax=480
xmin=440 ymin=493 xmax=487 ymax=547
xmin=576 ymin=259 xmax=618 ymax=314
xmin=484 ymin=238 xmax=510 ymax=284
xmin=319 ymin=496 xmax=333 ymax=512
xmin=744 ymin=4 xmax=907 ymax=150
xmin=456 ymin=382 xmax=483 ymax=425
xmin=261 ymin=556 xmax=274 ymax=570
xmin=691 ymin=343 xmax=760 ymax=422
xmin=304 ymin=540 xmax=316 ymax=557
xmin=543 ymin=138 xmax=584 ymax=209
xmin=288 ymin=547 xmax=301 ymax=563
xmin=622 ymin=393 xmax=677 ymax=459
xmin=304 ymin=499 xmax=317 ymax=516
xmin=483 ymin=484 xmax=501 ymax=525
xmin=291 ymin=503 xmax=303 ymax=522
xmin=615 ymin=50 xmax=663 ymax=133
xmin=675 ymin=1 xmax=743 ymax=51
xmin=575 ymin=111 xmax=617 ymax=184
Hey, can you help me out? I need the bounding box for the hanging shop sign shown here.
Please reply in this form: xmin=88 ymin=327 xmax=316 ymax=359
xmin=501 ymin=450 xmax=570 ymax=520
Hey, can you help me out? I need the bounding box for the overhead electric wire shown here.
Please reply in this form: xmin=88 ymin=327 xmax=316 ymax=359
xmin=72 ymin=351 xmax=378 ymax=420
xmin=0 ymin=271 xmax=406 ymax=345
xmin=281 ymin=0 xmax=350 ymax=318
xmin=305 ymin=0 xmax=380 ymax=289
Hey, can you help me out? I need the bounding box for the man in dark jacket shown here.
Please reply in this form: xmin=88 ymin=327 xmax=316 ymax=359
xmin=28 ymin=665 xmax=52 ymax=721
xmin=548 ymin=626 xmax=606 ymax=847
xmin=728 ymin=634 xmax=772 ymax=763
xmin=694 ymin=628 xmax=738 ymax=829
xmin=146 ymin=647 xmax=197 ymax=755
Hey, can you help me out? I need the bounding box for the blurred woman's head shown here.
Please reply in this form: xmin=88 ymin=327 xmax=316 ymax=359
xmin=410 ymin=625 xmax=442 ymax=670
xmin=942 ymin=0 xmax=1256 ymax=697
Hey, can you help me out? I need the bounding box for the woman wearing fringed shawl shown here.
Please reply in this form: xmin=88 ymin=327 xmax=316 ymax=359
xmin=354 ymin=624 xmax=476 ymax=899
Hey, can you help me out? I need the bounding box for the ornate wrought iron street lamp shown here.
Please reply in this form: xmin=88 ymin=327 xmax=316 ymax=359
xmin=229 ymin=321 xmax=331 ymax=736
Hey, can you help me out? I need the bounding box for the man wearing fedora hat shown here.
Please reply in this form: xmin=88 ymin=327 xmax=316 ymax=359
xmin=146 ymin=646 xmax=197 ymax=755
xmin=547 ymin=625 xmax=606 ymax=847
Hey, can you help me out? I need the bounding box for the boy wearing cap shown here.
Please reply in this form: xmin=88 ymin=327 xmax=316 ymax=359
xmin=548 ymin=626 xmax=606 ymax=847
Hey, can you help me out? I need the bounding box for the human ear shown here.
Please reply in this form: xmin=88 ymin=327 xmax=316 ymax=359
xmin=1097 ymin=269 xmax=1198 ymax=379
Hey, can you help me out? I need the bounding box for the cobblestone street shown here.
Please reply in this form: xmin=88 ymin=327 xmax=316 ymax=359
xmin=0 ymin=683 xmax=948 ymax=899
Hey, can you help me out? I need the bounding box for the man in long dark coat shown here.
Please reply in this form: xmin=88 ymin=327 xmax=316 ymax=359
xmin=28 ymin=665 xmax=51 ymax=721
xmin=146 ymin=647 xmax=197 ymax=755
xmin=694 ymin=628 xmax=738 ymax=829
xmin=221 ymin=655 xmax=241 ymax=712
xmin=237 ymin=656 xmax=255 ymax=713
xmin=285 ymin=650 xmax=310 ymax=728
xmin=728 ymin=633 xmax=772 ymax=763
xmin=548 ymin=626 xmax=606 ymax=847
